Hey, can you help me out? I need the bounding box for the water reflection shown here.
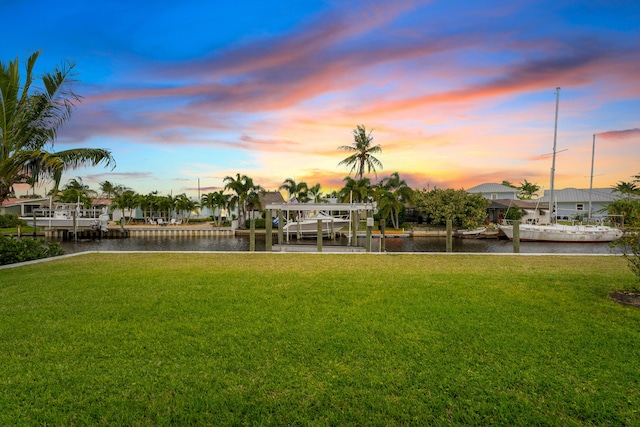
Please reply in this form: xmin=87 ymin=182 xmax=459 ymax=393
xmin=58 ymin=235 xmax=622 ymax=255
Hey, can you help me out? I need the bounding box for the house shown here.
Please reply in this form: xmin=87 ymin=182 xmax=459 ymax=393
xmin=467 ymin=183 xmax=518 ymax=200
xmin=487 ymin=199 xmax=550 ymax=224
xmin=537 ymin=188 xmax=620 ymax=221
xmin=248 ymin=191 xmax=285 ymax=220
xmin=0 ymin=197 xmax=50 ymax=216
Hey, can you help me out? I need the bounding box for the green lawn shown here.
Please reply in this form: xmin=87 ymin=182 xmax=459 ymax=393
xmin=1 ymin=253 xmax=638 ymax=425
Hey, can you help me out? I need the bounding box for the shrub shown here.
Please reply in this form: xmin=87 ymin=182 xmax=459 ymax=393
xmin=245 ymin=218 xmax=266 ymax=229
xmin=0 ymin=214 xmax=27 ymax=228
xmin=616 ymin=232 xmax=640 ymax=290
xmin=0 ymin=235 xmax=65 ymax=266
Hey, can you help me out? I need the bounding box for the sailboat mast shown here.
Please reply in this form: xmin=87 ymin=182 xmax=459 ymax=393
xmin=588 ymin=133 xmax=596 ymax=223
xmin=549 ymin=87 xmax=560 ymax=222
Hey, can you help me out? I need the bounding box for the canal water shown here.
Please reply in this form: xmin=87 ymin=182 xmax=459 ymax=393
xmin=58 ymin=235 xmax=623 ymax=255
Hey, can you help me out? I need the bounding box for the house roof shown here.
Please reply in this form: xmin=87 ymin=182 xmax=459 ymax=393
xmin=1 ymin=197 xmax=49 ymax=208
xmin=467 ymin=183 xmax=518 ymax=194
xmin=538 ymin=188 xmax=619 ymax=203
xmin=258 ymin=191 xmax=285 ymax=207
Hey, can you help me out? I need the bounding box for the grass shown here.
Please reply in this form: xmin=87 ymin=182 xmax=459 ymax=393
xmin=1 ymin=225 xmax=41 ymax=236
xmin=1 ymin=253 xmax=639 ymax=425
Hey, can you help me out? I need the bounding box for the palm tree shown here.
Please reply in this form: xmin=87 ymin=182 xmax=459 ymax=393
xmin=174 ymin=194 xmax=199 ymax=224
xmin=307 ymin=183 xmax=325 ymax=203
xmin=339 ymin=176 xmax=372 ymax=203
xmin=111 ymin=189 xmax=137 ymax=229
xmin=201 ymin=190 xmax=229 ymax=227
xmin=0 ymin=51 xmax=114 ymax=203
xmin=99 ymin=180 xmax=119 ymax=199
xmin=58 ymin=176 xmax=97 ymax=207
xmin=613 ymin=181 xmax=639 ymax=200
xmin=223 ymin=174 xmax=263 ymax=229
xmin=337 ymin=125 xmax=383 ymax=179
xmin=378 ymin=172 xmax=413 ymax=229
xmin=279 ymin=178 xmax=308 ymax=202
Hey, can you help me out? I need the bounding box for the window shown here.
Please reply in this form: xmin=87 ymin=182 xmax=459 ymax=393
xmin=576 ymin=203 xmax=584 ymax=211
xmin=491 ymin=193 xmax=498 ymax=199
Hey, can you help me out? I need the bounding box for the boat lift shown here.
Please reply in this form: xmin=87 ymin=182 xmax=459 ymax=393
xmin=264 ymin=202 xmax=377 ymax=250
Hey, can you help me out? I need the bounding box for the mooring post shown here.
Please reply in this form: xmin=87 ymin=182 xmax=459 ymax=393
xmin=317 ymin=219 xmax=323 ymax=252
xmin=32 ymin=212 xmax=37 ymax=237
xmin=366 ymin=212 xmax=373 ymax=253
xmin=446 ymin=219 xmax=452 ymax=252
xmin=277 ymin=210 xmax=283 ymax=247
xmin=513 ymin=220 xmax=520 ymax=253
xmin=351 ymin=212 xmax=358 ymax=246
xmin=265 ymin=209 xmax=272 ymax=252
xmin=380 ymin=219 xmax=386 ymax=252
xmin=250 ymin=218 xmax=255 ymax=252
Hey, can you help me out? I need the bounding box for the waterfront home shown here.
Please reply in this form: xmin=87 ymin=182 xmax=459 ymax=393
xmin=537 ymin=188 xmax=620 ymax=221
xmin=467 ymin=183 xmax=518 ymax=200
xmin=1 ymin=197 xmax=49 ymax=216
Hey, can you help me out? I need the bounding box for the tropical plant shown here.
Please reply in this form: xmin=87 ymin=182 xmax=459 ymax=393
xmin=201 ymin=190 xmax=229 ymax=227
xmin=413 ymin=188 xmax=489 ymax=229
xmin=337 ymin=125 xmax=383 ymax=179
xmin=377 ymin=172 xmax=413 ymax=229
xmin=0 ymin=234 xmax=64 ymax=265
xmin=224 ymin=174 xmax=263 ymax=229
xmin=174 ymin=194 xmax=199 ymax=224
xmin=502 ymin=180 xmax=517 ymax=188
xmin=517 ymin=179 xmax=540 ymax=200
xmin=605 ymin=199 xmax=640 ymax=227
xmin=0 ymin=51 xmax=114 ymax=203
xmin=339 ymin=176 xmax=373 ymax=203
xmin=99 ymin=180 xmax=119 ymax=199
xmin=57 ymin=177 xmax=97 ymax=207
xmin=111 ymin=189 xmax=137 ymax=228
xmin=612 ymin=181 xmax=639 ymax=200
xmin=307 ymin=183 xmax=325 ymax=203
xmin=279 ymin=178 xmax=308 ymax=203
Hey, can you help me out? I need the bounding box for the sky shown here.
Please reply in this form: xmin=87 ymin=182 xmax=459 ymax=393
xmin=5 ymin=0 xmax=640 ymax=199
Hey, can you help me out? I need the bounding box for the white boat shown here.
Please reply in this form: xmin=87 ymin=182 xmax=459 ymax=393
xmin=282 ymin=212 xmax=350 ymax=236
xmin=500 ymin=221 xmax=623 ymax=242
xmin=499 ymin=87 xmax=623 ymax=243
xmin=457 ymin=227 xmax=487 ymax=237
xmin=21 ymin=203 xmax=109 ymax=232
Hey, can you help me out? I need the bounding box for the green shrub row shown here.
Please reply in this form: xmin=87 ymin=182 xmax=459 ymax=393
xmin=0 ymin=235 xmax=65 ymax=266
xmin=0 ymin=214 xmax=27 ymax=228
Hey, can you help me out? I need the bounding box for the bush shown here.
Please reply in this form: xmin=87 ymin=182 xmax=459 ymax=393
xmin=615 ymin=232 xmax=640 ymax=290
xmin=245 ymin=218 xmax=266 ymax=229
xmin=0 ymin=214 xmax=27 ymax=228
xmin=0 ymin=235 xmax=65 ymax=266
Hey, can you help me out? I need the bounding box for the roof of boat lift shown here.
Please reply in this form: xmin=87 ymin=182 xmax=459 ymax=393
xmin=265 ymin=202 xmax=377 ymax=212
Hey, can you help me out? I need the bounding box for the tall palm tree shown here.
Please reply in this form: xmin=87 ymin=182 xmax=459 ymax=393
xmin=0 ymin=51 xmax=114 ymax=203
xmin=337 ymin=125 xmax=383 ymax=180
xmin=223 ymin=173 xmax=263 ymax=229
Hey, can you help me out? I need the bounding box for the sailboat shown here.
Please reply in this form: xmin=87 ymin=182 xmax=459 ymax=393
xmin=499 ymin=88 xmax=623 ymax=243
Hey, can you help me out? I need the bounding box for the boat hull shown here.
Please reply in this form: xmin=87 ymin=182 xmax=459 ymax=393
xmin=499 ymin=224 xmax=623 ymax=242
xmin=282 ymin=218 xmax=350 ymax=236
